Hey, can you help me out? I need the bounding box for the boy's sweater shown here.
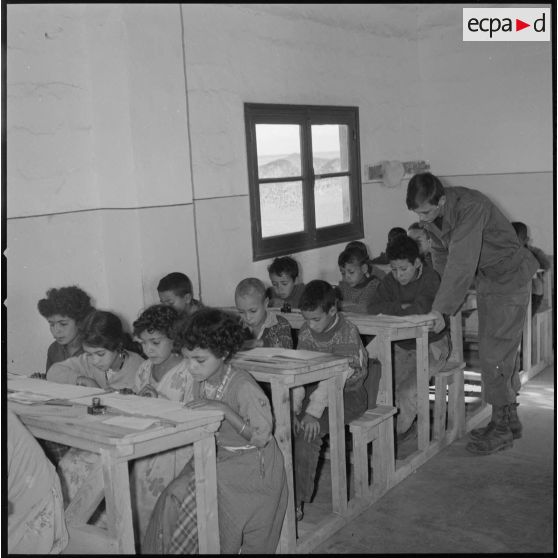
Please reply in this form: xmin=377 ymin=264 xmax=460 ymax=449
xmin=293 ymin=313 xmax=367 ymax=419
xmin=268 ymin=282 xmax=305 ymax=309
xmin=367 ymin=263 xmax=446 ymax=346
xmin=243 ymin=311 xmax=293 ymax=349
xmin=338 ymin=275 xmax=381 ymax=314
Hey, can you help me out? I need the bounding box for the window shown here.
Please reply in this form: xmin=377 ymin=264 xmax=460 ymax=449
xmin=244 ymin=103 xmax=363 ymax=261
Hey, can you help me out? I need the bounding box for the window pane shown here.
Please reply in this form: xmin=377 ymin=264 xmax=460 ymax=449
xmin=312 ymin=124 xmax=349 ymax=174
xmin=260 ymin=181 xmax=304 ymax=237
xmin=256 ymin=124 xmax=301 ymax=178
xmin=315 ymin=176 xmax=351 ymax=228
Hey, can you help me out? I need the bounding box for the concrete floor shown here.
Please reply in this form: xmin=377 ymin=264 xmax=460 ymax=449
xmin=312 ymin=364 xmax=555 ymax=554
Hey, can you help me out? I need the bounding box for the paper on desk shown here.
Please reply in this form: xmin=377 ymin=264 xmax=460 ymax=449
xmin=102 ymin=416 xmax=159 ymax=430
xmin=7 ymin=377 xmax=108 ymax=400
xmin=236 ymin=347 xmax=325 ymax=361
xmin=8 ymin=391 xmax=53 ymax=405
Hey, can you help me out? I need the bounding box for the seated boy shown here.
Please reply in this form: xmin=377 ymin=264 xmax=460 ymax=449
xmin=337 ymin=244 xmax=382 ymax=313
xmin=157 ymin=272 xmax=202 ymax=317
xmin=267 ymin=256 xmax=305 ymax=310
xmin=37 ymin=285 xmax=95 ymax=373
xmin=407 ymin=222 xmax=433 ymax=267
xmin=292 ymin=280 xmax=367 ymax=520
xmin=512 ymin=221 xmax=550 ymax=315
xmin=370 ymin=227 xmax=407 ymax=265
xmin=235 ymin=277 xmax=293 ymax=349
xmin=367 ymin=235 xmax=450 ymax=437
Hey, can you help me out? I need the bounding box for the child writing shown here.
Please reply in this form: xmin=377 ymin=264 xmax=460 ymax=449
xmin=37 ymin=285 xmax=95 ymax=374
xmin=157 ymin=272 xmax=203 ymax=317
xmin=143 ymin=308 xmax=287 ymax=554
xmin=235 ymin=277 xmax=293 ymax=349
xmin=267 ymin=256 xmax=305 ymax=310
xmin=292 ymin=280 xmax=368 ymax=520
xmin=131 ymin=304 xmax=196 ymax=538
xmin=48 ymin=311 xmax=144 ymax=526
xmin=337 ymin=243 xmax=382 ymax=313
xmin=47 ymin=310 xmax=144 ymax=389
xmin=367 ymin=235 xmax=450 ymax=437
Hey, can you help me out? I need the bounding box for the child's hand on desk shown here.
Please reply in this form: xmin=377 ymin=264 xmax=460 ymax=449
xmin=138 ymin=385 xmax=159 ymax=398
xmin=75 ymin=376 xmax=100 ymax=388
xmin=301 ymin=413 xmax=320 ymax=442
xmin=30 ymin=372 xmax=47 ymax=380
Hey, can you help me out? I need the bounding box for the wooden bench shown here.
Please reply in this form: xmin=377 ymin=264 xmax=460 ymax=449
xmin=349 ymin=405 xmax=397 ymax=501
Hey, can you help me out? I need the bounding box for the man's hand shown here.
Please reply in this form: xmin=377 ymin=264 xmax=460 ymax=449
xmin=431 ymin=310 xmax=445 ymax=334
xmin=301 ymin=413 xmax=320 ymax=442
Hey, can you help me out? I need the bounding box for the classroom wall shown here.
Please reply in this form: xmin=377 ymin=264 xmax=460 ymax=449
xmin=6 ymin=4 xmax=553 ymax=373
xmin=417 ymin=5 xmax=553 ymax=254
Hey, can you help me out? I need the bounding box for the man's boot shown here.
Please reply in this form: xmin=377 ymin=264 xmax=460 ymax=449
xmin=466 ymin=405 xmax=514 ymax=455
xmin=507 ymin=402 xmax=523 ymax=439
xmin=470 ymin=402 xmax=522 ymax=440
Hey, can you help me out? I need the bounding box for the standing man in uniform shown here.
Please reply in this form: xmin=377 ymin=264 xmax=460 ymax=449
xmin=406 ymin=172 xmax=538 ymax=455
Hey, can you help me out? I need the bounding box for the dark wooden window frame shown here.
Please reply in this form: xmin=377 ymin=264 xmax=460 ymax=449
xmin=244 ymin=103 xmax=363 ymax=261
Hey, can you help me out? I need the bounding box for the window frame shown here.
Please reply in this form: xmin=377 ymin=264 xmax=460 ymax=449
xmin=244 ymin=103 xmax=363 ymax=261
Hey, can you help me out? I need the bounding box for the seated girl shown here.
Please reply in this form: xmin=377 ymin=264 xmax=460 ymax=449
xmin=47 ymin=310 xmax=144 ymax=389
xmin=131 ymin=304 xmax=196 ymax=538
xmin=143 ymin=308 xmax=287 ymax=555
xmin=36 ymin=285 xmax=94 ymax=374
xmin=49 ymin=311 xmax=144 ymax=528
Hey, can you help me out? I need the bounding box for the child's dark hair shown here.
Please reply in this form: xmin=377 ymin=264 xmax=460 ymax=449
xmin=387 ymin=227 xmax=407 ymax=243
xmin=38 ymin=286 xmax=94 ymax=322
xmin=406 ymin=172 xmax=445 ymax=210
xmin=338 ymin=244 xmax=369 ymax=270
xmin=133 ymin=304 xmax=179 ymax=338
xmin=511 ymin=221 xmax=528 ymax=244
xmin=408 ymin=222 xmax=424 ymax=232
xmin=79 ymin=310 xmax=135 ymax=352
xmin=386 ymin=235 xmax=420 ymax=263
xmin=157 ymin=272 xmax=193 ymax=297
xmin=299 ymin=280 xmax=338 ymax=313
xmin=173 ymin=307 xmax=245 ymax=361
xmin=267 ymin=256 xmax=299 ymax=280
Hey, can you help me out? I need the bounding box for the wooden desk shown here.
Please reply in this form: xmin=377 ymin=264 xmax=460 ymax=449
xmin=8 ymin=380 xmax=223 ymax=554
xmin=267 ymin=309 xmax=434 ymax=450
xmin=232 ymin=350 xmax=350 ymax=554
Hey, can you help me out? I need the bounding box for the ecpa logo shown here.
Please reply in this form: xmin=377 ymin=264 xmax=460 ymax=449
xmin=463 ymin=8 xmax=550 ymax=41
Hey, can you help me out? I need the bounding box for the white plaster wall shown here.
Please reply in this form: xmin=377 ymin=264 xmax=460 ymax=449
xmin=415 ymin=5 xmax=553 ymax=256
xmin=182 ymin=4 xmax=423 ymax=305
xmin=6 ymin=4 xmax=195 ymax=372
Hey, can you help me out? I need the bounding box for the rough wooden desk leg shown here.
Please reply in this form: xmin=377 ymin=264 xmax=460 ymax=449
xmin=65 ymin=460 xmax=104 ymax=526
xmin=100 ymin=449 xmax=135 ymax=554
xmin=327 ymin=374 xmax=347 ymax=516
xmin=375 ymin=333 xmax=393 ymax=406
xmin=194 ymin=435 xmax=220 ymax=554
xmin=522 ymin=293 xmax=532 ymax=376
xmin=433 ymin=376 xmax=448 ymax=441
xmin=448 ymin=372 xmax=466 ymax=439
xmin=416 ymin=326 xmax=429 ymax=450
xmin=270 ymin=381 xmax=295 ymax=554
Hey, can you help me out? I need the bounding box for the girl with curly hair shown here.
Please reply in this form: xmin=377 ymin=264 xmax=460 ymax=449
xmin=131 ymin=304 xmax=196 ymax=539
xmin=37 ymin=285 xmax=94 ymax=372
xmin=143 ymin=308 xmax=287 ymax=555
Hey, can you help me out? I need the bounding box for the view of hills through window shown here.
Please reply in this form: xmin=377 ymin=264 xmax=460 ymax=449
xmin=256 ymin=123 xmax=350 ymax=238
